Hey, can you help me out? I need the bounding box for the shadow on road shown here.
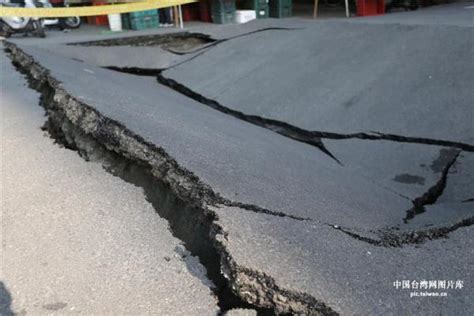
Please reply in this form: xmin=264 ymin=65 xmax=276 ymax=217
xmin=0 ymin=281 xmax=14 ymax=316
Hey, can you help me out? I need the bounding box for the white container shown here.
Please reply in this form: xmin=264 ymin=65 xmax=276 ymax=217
xmin=235 ymin=10 xmax=256 ymax=24
xmin=108 ymin=14 xmax=122 ymax=32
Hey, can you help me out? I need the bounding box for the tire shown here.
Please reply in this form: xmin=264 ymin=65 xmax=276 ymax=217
xmin=33 ymin=20 xmax=46 ymax=38
xmin=59 ymin=17 xmax=81 ymax=29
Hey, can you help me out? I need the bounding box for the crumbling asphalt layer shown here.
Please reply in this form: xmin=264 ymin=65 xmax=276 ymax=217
xmin=69 ymin=32 xmax=214 ymax=48
xmin=0 ymin=49 xmax=219 ymax=315
xmin=5 ymin=43 xmax=340 ymax=315
xmin=4 ymin=9 xmax=473 ymax=313
xmin=39 ymin=107 xmax=269 ymax=314
xmin=6 ymin=40 xmax=473 ymax=314
xmin=212 ymin=205 xmax=473 ymax=315
xmin=9 ymin=43 xmax=422 ymax=230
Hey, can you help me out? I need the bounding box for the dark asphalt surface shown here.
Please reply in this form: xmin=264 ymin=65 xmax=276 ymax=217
xmin=163 ymin=17 xmax=473 ymax=145
xmin=324 ymin=139 xmax=455 ymax=200
xmin=213 ymin=205 xmax=473 ymax=315
xmin=15 ymin=44 xmax=413 ymax=229
xmin=5 ymin=3 xmax=473 ymax=314
xmin=12 ymin=39 xmax=473 ymax=313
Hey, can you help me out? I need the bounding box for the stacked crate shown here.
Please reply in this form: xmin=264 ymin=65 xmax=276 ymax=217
xmin=211 ymin=0 xmax=236 ymax=24
xmin=244 ymin=0 xmax=269 ymax=19
xmin=122 ymin=9 xmax=160 ymax=30
xmin=269 ymin=0 xmax=292 ymax=18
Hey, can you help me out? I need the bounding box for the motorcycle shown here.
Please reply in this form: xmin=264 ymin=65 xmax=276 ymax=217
xmin=0 ymin=0 xmax=46 ymax=38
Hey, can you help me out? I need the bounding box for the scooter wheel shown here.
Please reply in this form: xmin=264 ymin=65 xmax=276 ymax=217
xmin=59 ymin=17 xmax=81 ymax=29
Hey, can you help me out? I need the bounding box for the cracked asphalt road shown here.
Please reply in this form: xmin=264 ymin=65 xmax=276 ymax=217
xmin=0 ymin=51 xmax=218 ymax=315
xmin=2 ymin=2 xmax=473 ymax=314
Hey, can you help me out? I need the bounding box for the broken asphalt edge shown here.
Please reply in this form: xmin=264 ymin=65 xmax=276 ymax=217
xmin=156 ymin=75 xmax=474 ymax=153
xmin=4 ymin=41 xmax=338 ymax=315
xmin=329 ymin=150 xmax=474 ymax=247
xmin=329 ymin=215 xmax=474 ymax=248
xmin=404 ymin=150 xmax=461 ymax=222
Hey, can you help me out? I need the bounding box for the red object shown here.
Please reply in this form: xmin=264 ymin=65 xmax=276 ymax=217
xmin=356 ymin=0 xmax=385 ymax=16
xmin=87 ymin=1 xmax=109 ymax=25
xmin=199 ymin=0 xmax=212 ymax=23
xmin=182 ymin=3 xmax=200 ymax=21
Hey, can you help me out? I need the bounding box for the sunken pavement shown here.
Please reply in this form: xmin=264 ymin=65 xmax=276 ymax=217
xmin=3 ymin=4 xmax=473 ymax=315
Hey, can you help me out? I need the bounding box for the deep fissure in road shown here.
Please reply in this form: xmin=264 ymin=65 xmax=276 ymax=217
xmin=404 ymin=150 xmax=460 ymax=222
xmin=9 ymin=37 xmax=472 ymax=314
xmin=43 ymin=109 xmax=265 ymax=314
xmin=6 ymin=52 xmax=269 ymax=316
xmin=100 ymin=66 xmax=340 ymax=162
xmin=155 ymin=76 xmax=474 ymax=153
xmin=100 ymin=65 xmax=474 ymax=247
xmin=100 ymin=65 xmax=474 ymax=155
xmin=6 ymin=43 xmax=339 ymax=316
xmin=330 ymin=216 xmax=474 ymax=247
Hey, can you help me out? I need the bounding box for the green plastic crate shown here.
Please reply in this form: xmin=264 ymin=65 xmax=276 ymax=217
xmin=211 ymin=0 xmax=235 ymax=23
xmin=245 ymin=0 xmax=269 ymax=18
xmin=122 ymin=11 xmax=160 ymax=30
xmin=211 ymin=10 xmax=235 ymax=24
xmin=128 ymin=9 xmax=159 ymax=19
xmin=129 ymin=15 xmax=160 ymax=30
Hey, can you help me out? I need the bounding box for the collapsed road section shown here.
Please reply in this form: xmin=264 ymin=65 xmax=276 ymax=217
xmin=5 ymin=43 xmax=338 ymax=315
xmin=6 ymin=36 xmax=473 ymax=314
xmin=0 ymin=48 xmax=220 ymax=316
xmin=4 ymin=12 xmax=473 ymax=315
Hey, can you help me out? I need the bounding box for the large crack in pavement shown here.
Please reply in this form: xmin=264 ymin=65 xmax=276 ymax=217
xmin=330 ymin=148 xmax=474 ymax=247
xmin=404 ymin=149 xmax=461 ymax=222
xmin=156 ymin=76 xmax=474 ymax=153
xmin=100 ymin=66 xmax=341 ymax=163
xmin=156 ymin=75 xmax=342 ymax=163
xmin=98 ymin=64 xmax=473 ymax=246
xmin=5 ymin=42 xmax=339 ymax=315
xmin=99 ymin=65 xmax=474 ymax=157
xmin=329 ymin=216 xmax=474 ymax=247
xmin=41 ymin=109 xmax=267 ymax=314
